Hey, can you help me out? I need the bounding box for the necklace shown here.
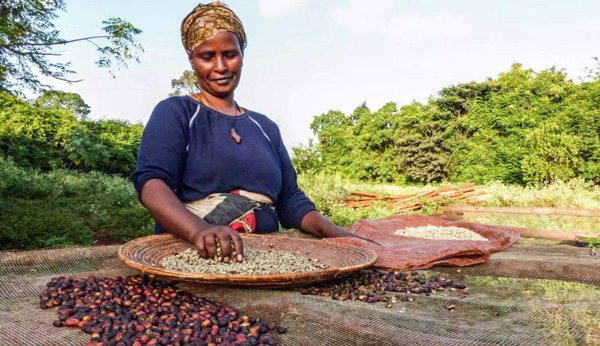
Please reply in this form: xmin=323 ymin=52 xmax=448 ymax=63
xmin=196 ymin=93 xmax=242 ymax=144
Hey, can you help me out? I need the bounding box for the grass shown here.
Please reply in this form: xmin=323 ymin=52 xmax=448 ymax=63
xmin=300 ymin=175 xmax=600 ymax=209
xmin=463 ymin=214 xmax=600 ymax=234
xmin=0 ymin=156 xmax=154 ymax=250
xmin=2 ymin=156 xmax=600 ymax=250
xmin=482 ymin=179 xmax=600 ymax=209
xmin=297 ymin=173 xmax=600 ymax=230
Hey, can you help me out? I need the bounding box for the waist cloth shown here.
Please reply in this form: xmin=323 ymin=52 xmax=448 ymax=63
xmin=184 ymin=189 xmax=276 ymax=234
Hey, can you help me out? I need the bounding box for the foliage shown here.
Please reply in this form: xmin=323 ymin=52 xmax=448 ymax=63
xmin=84 ymin=118 xmax=143 ymax=175
xmin=482 ymin=179 xmax=600 ymax=209
xmin=0 ymin=199 xmax=93 ymax=250
xmin=309 ymin=103 xmax=401 ymax=182
xmin=1 ymin=153 xmax=598 ymax=250
xmin=291 ymin=138 xmax=323 ymax=174
xmin=0 ymin=90 xmax=142 ymax=175
xmin=395 ymin=102 xmax=451 ymax=183
xmin=0 ymin=156 xmax=153 ymax=250
xmin=521 ymin=122 xmax=582 ymax=184
xmin=300 ymin=63 xmax=600 ymax=185
xmin=34 ymin=90 xmax=90 ymax=119
xmin=0 ymin=0 xmax=143 ymax=93
xmin=169 ymin=70 xmax=198 ymax=96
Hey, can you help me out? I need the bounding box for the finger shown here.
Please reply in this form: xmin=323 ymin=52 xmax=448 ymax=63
xmin=193 ymin=235 xmax=209 ymax=259
xmin=204 ymin=234 xmax=218 ymax=260
xmin=363 ymin=238 xmax=382 ymax=246
xmin=215 ymin=231 xmax=232 ymax=263
xmin=228 ymin=229 xmax=244 ymax=262
xmin=354 ymin=233 xmax=382 ymax=246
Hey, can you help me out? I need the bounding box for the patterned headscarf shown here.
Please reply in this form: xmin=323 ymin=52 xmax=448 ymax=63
xmin=181 ymin=1 xmax=247 ymax=57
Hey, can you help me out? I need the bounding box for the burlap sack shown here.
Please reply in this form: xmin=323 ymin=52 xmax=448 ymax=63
xmin=326 ymin=215 xmax=520 ymax=270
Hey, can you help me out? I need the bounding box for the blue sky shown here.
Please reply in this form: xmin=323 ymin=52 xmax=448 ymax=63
xmin=44 ymin=0 xmax=600 ymax=147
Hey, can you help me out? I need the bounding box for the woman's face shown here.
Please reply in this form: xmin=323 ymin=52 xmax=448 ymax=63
xmin=189 ymin=32 xmax=243 ymax=98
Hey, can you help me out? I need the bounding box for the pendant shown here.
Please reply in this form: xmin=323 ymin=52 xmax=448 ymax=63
xmin=230 ymin=128 xmax=242 ymax=144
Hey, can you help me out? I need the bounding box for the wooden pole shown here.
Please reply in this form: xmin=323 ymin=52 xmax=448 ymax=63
xmin=445 ymin=206 xmax=600 ymax=217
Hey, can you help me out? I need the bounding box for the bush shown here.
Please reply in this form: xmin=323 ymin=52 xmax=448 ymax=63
xmin=482 ymin=179 xmax=600 ymax=209
xmin=0 ymin=156 xmax=56 ymax=199
xmin=0 ymin=199 xmax=93 ymax=250
xmin=522 ymin=123 xmax=583 ymax=184
xmin=92 ymin=206 xmax=154 ymax=243
xmin=0 ymin=91 xmax=143 ymax=176
xmin=300 ymin=63 xmax=600 ymax=186
xmin=0 ymin=156 xmax=153 ymax=250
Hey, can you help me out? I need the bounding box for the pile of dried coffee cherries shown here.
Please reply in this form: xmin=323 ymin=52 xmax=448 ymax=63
xmin=40 ymin=274 xmax=285 ymax=346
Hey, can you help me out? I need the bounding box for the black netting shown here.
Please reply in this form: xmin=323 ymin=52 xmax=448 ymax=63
xmin=1 ymin=244 xmax=598 ymax=346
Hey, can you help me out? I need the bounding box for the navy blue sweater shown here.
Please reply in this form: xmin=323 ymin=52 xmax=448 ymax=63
xmin=131 ymin=96 xmax=316 ymax=234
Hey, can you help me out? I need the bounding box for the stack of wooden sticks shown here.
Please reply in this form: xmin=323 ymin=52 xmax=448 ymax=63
xmin=344 ymin=183 xmax=488 ymax=212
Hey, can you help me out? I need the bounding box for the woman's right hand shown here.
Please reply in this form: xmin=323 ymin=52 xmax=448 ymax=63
xmin=192 ymin=226 xmax=244 ymax=263
xmin=140 ymin=179 xmax=245 ymax=263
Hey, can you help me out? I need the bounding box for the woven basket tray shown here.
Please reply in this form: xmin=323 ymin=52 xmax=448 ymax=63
xmin=118 ymin=234 xmax=377 ymax=287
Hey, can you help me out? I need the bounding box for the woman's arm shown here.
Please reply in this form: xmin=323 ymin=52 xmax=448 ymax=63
xmin=300 ymin=210 xmax=356 ymax=238
xmin=300 ymin=210 xmax=379 ymax=245
xmin=141 ymin=179 xmax=244 ymax=262
xmin=268 ymin=121 xmax=375 ymax=243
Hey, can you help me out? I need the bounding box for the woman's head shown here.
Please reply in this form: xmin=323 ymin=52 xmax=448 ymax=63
xmin=181 ymin=2 xmax=246 ymax=98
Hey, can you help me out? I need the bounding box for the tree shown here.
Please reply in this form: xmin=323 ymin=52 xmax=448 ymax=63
xmin=0 ymin=0 xmax=143 ymax=93
xmin=34 ymin=90 xmax=90 ymax=119
xmin=169 ymin=70 xmax=197 ymax=96
xmin=298 ymin=63 xmax=600 ymax=186
xmin=396 ymin=102 xmax=451 ymax=183
xmin=291 ymin=138 xmax=322 ymax=174
xmin=0 ymin=90 xmax=143 ymax=175
xmin=522 ymin=122 xmax=583 ymax=184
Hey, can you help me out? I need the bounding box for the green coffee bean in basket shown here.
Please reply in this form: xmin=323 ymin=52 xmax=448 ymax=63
xmin=394 ymin=225 xmax=489 ymax=241
xmin=162 ymin=247 xmax=330 ymax=275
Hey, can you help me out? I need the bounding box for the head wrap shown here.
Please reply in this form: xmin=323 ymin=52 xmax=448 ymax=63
xmin=181 ymin=1 xmax=247 ymax=57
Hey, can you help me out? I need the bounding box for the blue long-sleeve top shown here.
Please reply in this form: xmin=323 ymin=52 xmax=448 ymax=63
xmin=131 ymin=96 xmax=316 ymax=234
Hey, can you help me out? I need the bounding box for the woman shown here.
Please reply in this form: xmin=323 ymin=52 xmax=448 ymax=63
xmin=132 ymin=2 xmax=364 ymax=263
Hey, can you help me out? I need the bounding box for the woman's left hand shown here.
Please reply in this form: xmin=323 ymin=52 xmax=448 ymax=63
xmin=325 ymin=227 xmax=382 ymax=246
xmin=300 ymin=211 xmax=381 ymax=246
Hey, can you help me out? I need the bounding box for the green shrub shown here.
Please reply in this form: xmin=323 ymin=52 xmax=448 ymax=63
xmin=0 ymin=156 xmax=56 ymax=199
xmin=0 ymin=134 xmax=60 ymax=170
xmin=0 ymin=91 xmax=142 ymax=176
xmin=483 ymin=179 xmax=600 ymax=209
xmin=92 ymin=206 xmax=154 ymax=243
xmin=0 ymin=199 xmax=93 ymax=250
xmin=0 ymin=156 xmax=153 ymax=249
xmin=299 ymin=63 xmax=600 ymax=186
xmin=522 ymin=123 xmax=583 ymax=184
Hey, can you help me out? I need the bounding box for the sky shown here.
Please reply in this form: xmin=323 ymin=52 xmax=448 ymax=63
xmin=42 ymin=0 xmax=600 ymax=148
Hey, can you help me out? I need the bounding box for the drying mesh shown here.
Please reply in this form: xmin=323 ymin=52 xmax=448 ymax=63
xmin=0 ymin=244 xmax=598 ymax=346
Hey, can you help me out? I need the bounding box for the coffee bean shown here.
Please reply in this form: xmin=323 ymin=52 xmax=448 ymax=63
xmin=40 ymin=275 xmax=283 ymax=346
xmin=162 ymin=247 xmax=329 ymax=275
xmin=298 ymin=269 xmax=469 ymax=308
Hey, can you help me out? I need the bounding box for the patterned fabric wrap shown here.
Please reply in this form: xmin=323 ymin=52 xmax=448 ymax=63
xmin=184 ymin=190 xmax=273 ymax=233
xmin=181 ymin=1 xmax=247 ymax=56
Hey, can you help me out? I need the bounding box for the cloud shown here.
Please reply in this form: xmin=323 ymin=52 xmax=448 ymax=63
xmin=257 ymin=0 xmax=311 ymax=19
xmin=331 ymin=0 xmax=471 ymax=41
